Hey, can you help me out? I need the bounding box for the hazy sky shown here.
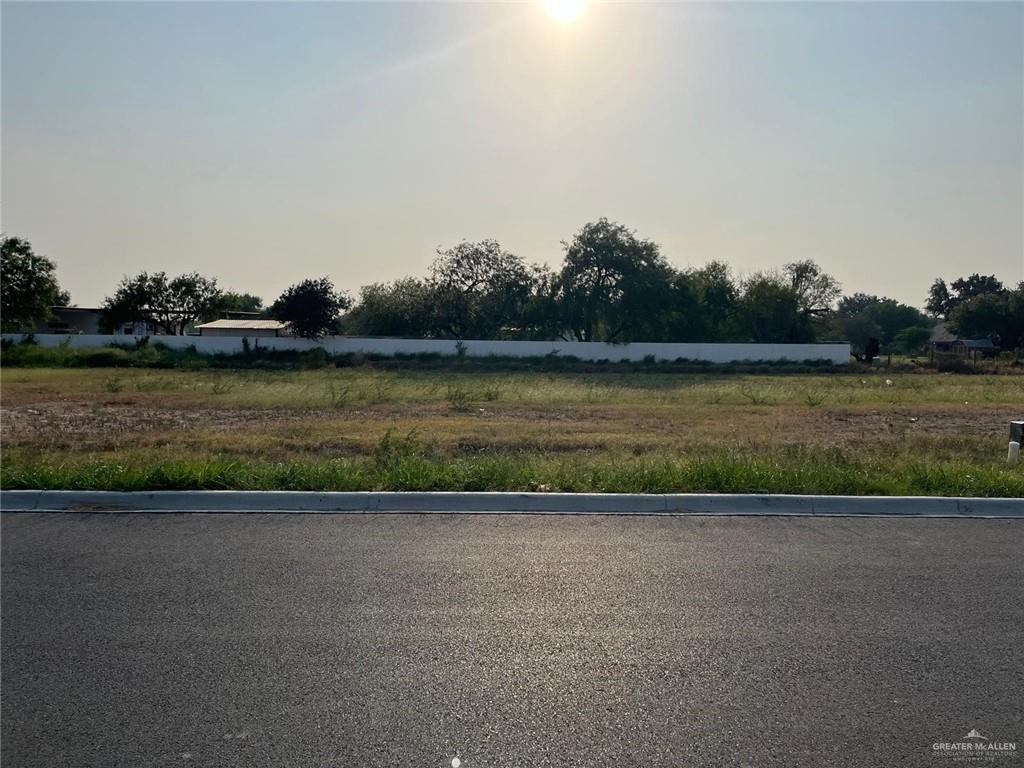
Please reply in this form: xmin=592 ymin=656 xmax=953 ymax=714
xmin=3 ymin=1 xmax=1022 ymax=308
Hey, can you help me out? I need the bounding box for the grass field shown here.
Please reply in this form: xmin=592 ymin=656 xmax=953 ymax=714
xmin=2 ymin=366 xmax=1023 ymax=496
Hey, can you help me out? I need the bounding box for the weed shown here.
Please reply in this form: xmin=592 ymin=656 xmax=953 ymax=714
xmin=705 ymin=388 xmax=725 ymax=405
xmin=373 ymin=428 xmax=422 ymax=469
xmin=369 ymin=379 xmax=393 ymax=404
xmin=446 ymin=385 xmax=472 ymax=412
xmin=133 ymin=378 xmax=175 ymax=392
xmin=325 ymin=383 xmax=352 ymax=408
xmin=102 ymin=375 xmax=123 ymax=393
xmin=739 ymin=385 xmax=774 ymax=405
xmin=803 ymin=390 xmax=826 ymax=407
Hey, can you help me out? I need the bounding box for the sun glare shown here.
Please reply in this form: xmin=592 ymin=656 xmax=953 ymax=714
xmin=544 ymin=0 xmax=586 ymax=23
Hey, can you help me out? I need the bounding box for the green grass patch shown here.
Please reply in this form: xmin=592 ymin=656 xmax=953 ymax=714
xmin=3 ymin=364 xmax=1021 ymax=497
xmin=3 ymin=448 xmax=1021 ymax=497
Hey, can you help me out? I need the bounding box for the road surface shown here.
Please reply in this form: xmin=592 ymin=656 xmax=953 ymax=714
xmin=2 ymin=513 xmax=1021 ymax=767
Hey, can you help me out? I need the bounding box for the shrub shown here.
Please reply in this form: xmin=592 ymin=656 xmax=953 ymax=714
xmin=446 ymin=385 xmax=472 ymax=412
xmin=83 ymin=348 xmax=130 ymax=367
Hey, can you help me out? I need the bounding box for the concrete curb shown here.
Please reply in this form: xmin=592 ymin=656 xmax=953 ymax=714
xmin=2 ymin=490 xmax=1023 ymax=517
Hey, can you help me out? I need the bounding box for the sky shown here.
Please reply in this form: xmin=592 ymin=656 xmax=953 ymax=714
xmin=2 ymin=1 xmax=1022 ymax=309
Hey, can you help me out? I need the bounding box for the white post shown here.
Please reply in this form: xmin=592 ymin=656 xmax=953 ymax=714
xmin=1009 ymin=442 xmax=1021 ymax=466
xmin=1010 ymin=422 xmax=1024 ymax=466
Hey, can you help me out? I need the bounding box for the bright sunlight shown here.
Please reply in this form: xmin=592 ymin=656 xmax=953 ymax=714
xmin=544 ymin=0 xmax=587 ymax=23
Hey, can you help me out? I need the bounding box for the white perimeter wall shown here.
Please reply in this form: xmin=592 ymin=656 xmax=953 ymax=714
xmin=4 ymin=334 xmax=852 ymax=364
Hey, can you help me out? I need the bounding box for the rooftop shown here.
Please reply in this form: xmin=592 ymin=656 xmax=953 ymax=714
xmin=194 ymin=319 xmax=288 ymax=330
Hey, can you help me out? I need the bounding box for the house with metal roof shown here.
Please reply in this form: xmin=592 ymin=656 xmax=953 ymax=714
xmin=194 ymin=319 xmax=292 ymax=337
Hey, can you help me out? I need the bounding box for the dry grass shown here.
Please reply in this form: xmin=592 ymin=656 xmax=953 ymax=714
xmin=2 ymin=367 xmax=1022 ymax=495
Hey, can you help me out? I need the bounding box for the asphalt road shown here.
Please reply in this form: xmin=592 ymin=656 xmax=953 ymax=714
xmin=2 ymin=513 xmax=1022 ymax=768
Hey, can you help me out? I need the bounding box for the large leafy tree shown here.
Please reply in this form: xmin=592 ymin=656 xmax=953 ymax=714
xmin=656 ymin=271 xmax=715 ymax=342
xmin=343 ymin=278 xmax=437 ymax=338
xmin=215 ymin=292 xmax=264 ymax=316
xmin=428 ymin=240 xmax=533 ymax=339
xmin=1 ymin=235 xmax=70 ymax=331
xmin=690 ymin=261 xmax=739 ymax=341
xmin=925 ymin=279 xmax=952 ymax=318
xmin=926 ymin=274 xmax=1005 ymax=318
xmin=836 ymin=293 xmax=882 ymax=318
xmin=837 ymin=314 xmax=883 ymax=359
xmin=891 ymin=325 xmax=933 ymax=356
xmin=863 ymin=299 xmax=931 ymax=347
xmin=270 ymin=277 xmax=350 ymax=339
xmin=737 ymin=273 xmax=811 ymax=343
xmin=949 ymin=284 xmax=1024 ymax=349
xmin=101 ymin=271 xmax=222 ymax=335
xmin=784 ymin=260 xmax=841 ymax=317
xmin=832 ymin=292 xmax=931 ymax=352
xmin=554 ymin=219 xmax=673 ymax=342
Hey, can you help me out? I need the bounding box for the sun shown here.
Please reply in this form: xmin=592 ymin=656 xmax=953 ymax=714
xmin=544 ymin=0 xmax=586 ymax=23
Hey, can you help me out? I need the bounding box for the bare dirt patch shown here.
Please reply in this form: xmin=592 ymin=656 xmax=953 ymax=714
xmin=2 ymin=401 xmax=1014 ymax=457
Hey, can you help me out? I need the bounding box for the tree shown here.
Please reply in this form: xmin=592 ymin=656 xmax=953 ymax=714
xmin=927 ymin=274 xmax=1005 ymax=319
xmin=517 ymin=264 xmax=564 ymax=340
xmin=270 ymin=277 xmax=349 ymax=339
xmin=1 ymin=235 xmax=70 ymax=331
xmin=949 ymin=285 xmax=1024 ymax=350
xmin=835 ymin=293 xmax=931 ymax=350
xmin=655 ymin=270 xmax=716 ymax=342
xmin=891 ymin=325 xmax=932 ymax=356
xmin=214 ymin=292 xmax=264 ymax=316
xmin=554 ymin=219 xmax=673 ymax=342
xmin=343 ymin=278 xmax=436 ymax=338
xmin=691 ymin=261 xmax=739 ymax=341
xmin=784 ymin=260 xmax=841 ymax=317
xmin=837 ymin=293 xmax=882 ymax=318
xmin=838 ymin=314 xmax=883 ymax=359
xmin=925 ymin=278 xmax=952 ymax=318
xmin=428 ymin=240 xmax=533 ymax=338
xmin=737 ymin=273 xmax=811 ymax=343
xmin=863 ymin=299 xmax=930 ymax=348
xmin=101 ymin=271 xmax=222 ymax=335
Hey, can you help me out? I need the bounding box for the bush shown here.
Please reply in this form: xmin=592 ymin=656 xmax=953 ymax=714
xmin=83 ymin=348 xmax=130 ymax=367
xmin=934 ymin=354 xmax=971 ymax=374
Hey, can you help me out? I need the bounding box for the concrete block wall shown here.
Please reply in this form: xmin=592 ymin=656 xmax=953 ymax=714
xmin=3 ymin=334 xmax=852 ymax=364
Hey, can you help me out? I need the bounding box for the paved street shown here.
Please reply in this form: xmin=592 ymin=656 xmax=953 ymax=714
xmin=2 ymin=513 xmax=1022 ymax=768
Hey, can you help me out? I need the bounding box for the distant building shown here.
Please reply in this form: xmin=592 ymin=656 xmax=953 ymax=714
xmin=195 ymin=319 xmax=291 ymax=338
xmin=930 ymin=322 xmax=998 ymax=359
xmin=30 ymin=307 xmax=154 ymax=336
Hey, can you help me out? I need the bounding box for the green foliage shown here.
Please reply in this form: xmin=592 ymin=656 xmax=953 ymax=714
xmin=446 ymin=384 xmax=473 ymax=412
xmin=1 ymin=235 xmax=70 ymax=331
xmin=832 ymin=294 xmax=931 ymax=356
xmin=553 ymin=218 xmax=674 ymax=342
xmin=270 ymin=276 xmax=349 ymax=339
xmin=891 ymin=325 xmax=932 ymax=356
xmin=5 ymin=450 xmax=1021 ymax=497
xmin=101 ymin=271 xmax=222 ymax=335
xmin=428 ymin=239 xmax=534 ymax=338
xmin=927 ymin=274 xmax=1006 ymax=319
xmin=214 ymin=291 xmax=264 ymax=315
xmin=784 ymin=260 xmax=841 ymax=317
xmin=738 ymin=273 xmax=810 ymax=342
xmin=342 ymin=278 xmax=436 ymax=337
xmin=949 ymin=286 xmax=1024 ymax=350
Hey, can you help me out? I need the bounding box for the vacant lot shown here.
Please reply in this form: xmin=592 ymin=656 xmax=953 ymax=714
xmin=2 ymin=367 xmax=1022 ymax=496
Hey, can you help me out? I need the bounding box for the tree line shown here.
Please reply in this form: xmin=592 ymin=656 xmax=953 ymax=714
xmin=2 ymin=223 xmax=1021 ymax=353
